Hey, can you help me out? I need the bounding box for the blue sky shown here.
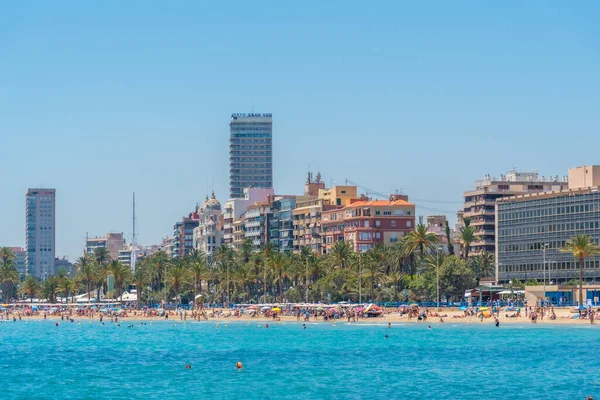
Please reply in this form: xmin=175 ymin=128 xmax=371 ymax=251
xmin=1 ymin=1 xmax=599 ymax=260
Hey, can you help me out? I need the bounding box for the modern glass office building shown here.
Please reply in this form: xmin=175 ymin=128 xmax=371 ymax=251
xmin=229 ymin=113 xmax=273 ymax=199
xmin=25 ymin=188 xmax=56 ymax=279
xmin=496 ymin=187 xmax=600 ymax=284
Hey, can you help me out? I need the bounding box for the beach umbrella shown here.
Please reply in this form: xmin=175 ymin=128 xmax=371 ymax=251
xmin=409 ymin=303 xmax=419 ymax=307
xmin=261 ymin=306 xmax=270 ymax=310
xmin=459 ymin=306 xmax=468 ymax=311
xmin=32 ymin=306 xmax=38 ymax=311
xmin=478 ymin=307 xmax=489 ymax=311
xmin=100 ymin=308 xmax=108 ymax=312
xmin=271 ymin=307 xmax=281 ymax=312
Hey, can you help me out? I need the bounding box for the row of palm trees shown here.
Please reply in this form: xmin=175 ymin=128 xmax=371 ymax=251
xmin=0 ymin=226 xmax=491 ymax=305
xmin=2 ymin=227 xmax=598 ymax=306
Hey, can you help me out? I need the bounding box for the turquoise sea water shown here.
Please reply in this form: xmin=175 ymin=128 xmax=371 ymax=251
xmin=1 ymin=319 xmax=598 ymax=399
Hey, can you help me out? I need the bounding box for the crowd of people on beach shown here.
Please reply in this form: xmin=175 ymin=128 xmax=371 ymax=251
xmin=2 ymin=301 xmax=600 ymax=326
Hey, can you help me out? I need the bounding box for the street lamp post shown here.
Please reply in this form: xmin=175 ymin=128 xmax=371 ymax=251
xmin=436 ymin=247 xmax=442 ymax=311
xmin=226 ymin=262 xmax=230 ymax=308
xmin=543 ymin=243 xmax=549 ymax=306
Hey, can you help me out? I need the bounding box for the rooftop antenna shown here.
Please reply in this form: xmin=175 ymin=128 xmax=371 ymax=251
xmin=251 ymin=101 xmax=254 ymax=113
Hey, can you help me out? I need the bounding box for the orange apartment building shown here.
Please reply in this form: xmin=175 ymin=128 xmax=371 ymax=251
xmin=322 ymin=195 xmax=416 ymax=254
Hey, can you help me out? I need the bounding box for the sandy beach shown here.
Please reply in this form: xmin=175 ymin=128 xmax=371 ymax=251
xmin=3 ymin=306 xmax=597 ymax=326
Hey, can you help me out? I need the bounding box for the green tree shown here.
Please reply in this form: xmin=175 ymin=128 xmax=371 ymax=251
xmin=330 ymin=241 xmax=353 ymax=268
xmin=188 ymin=249 xmax=210 ymax=300
xmin=108 ymin=260 xmax=131 ymax=303
xmin=438 ymin=256 xmax=476 ymax=302
xmin=75 ymin=256 xmax=97 ymax=303
xmin=458 ymin=219 xmax=476 ymax=259
xmin=560 ymin=235 xmax=600 ymax=304
xmin=131 ymin=261 xmax=149 ymax=310
xmin=445 ymin=222 xmax=455 ymax=255
xmin=404 ymin=223 xmax=439 ymax=261
xmin=58 ymin=275 xmax=76 ymax=304
xmin=149 ymin=251 xmax=170 ymax=295
xmin=93 ymin=247 xmax=111 ymax=301
xmin=270 ymin=251 xmax=287 ymax=302
xmin=0 ymin=247 xmax=19 ymax=301
xmin=41 ymin=276 xmax=60 ymax=303
xmin=166 ymin=259 xmax=189 ymax=306
xmin=20 ymin=275 xmax=39 ymax=302
xmin=471 ymin=251 xmax=495 ymax=284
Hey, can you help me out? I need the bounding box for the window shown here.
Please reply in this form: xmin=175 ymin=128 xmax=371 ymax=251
xmin=407 ymin=221 xmax=412 ymax=228
xmin=375 ymin=210 xmax=381 ymax=216
xmin=406 ymin=210 xmax=411 ymax=216
xmin=364 ymin=220 xmax=369 ymax=228
xmin=383 ymin=211 xmax=392 ymax=216
xmin=391 ymin=221 xmax=396 ymax=228
xmin=375 ymin=220 xmax=380 ymax=227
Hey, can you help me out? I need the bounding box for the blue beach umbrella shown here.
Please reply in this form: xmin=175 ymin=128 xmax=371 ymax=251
xmin=32 ymin=306 xmax=38 ymax=311
xmin=459 ymin=306 xmax=468 ymax=311
xmin=100 ymin=308 xmax=108 ymax=312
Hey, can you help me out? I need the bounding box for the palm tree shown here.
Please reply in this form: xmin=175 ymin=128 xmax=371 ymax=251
xmin=331 ymin=241 xmax=352 ymax=268
xmin=215 ymin=244 xmax=234 ymax=305
xmin=365 ymin=250 xmax=384 ymax=301
xmin=458 ymin=223 xmax=476 ymax=259
xmin=93 ymin=247 xmax=111 ymax=301
xmin=20 ymin=276 xmax=39 ymax=302
xmin=383 ymin=270 xmax=405 ymax=301
xmin=108 ymin=260 xmax=131 ymax=303
xmin=75 ymin=256 xmax=97 ymax=303
xmin=404 ymin=223 xmax=439 ymax=260
xmin=560 ymin=235 xmax=600 ymax=305
xmin=0 ymin=247 xmax=16 ymax=268
xmin=41 ymin=276 xmax=59 ymax=303
xmin=270 ymin=251 xmax=287 ymax=302
xmin=300 ymin=246 xmax=312 ymax=302
xmin=239 ymin=239 xmax=254 ymax=264
xmin=166 ymin=259 xmax=188 ymax=306
xmin=149 ymin=251 xmax=170 ymax=294
xmin=131 ymin=264 xmax=148 ymax=310
xmin=0 ymin=249 xmax=19 ymax=302
xmin=58 ymin=275 xmax=75 ymax=304
xmin=188 ymin=249 xmax=209 ymax=300
xmin=472 ymin=251 xmax=495 ymax=283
